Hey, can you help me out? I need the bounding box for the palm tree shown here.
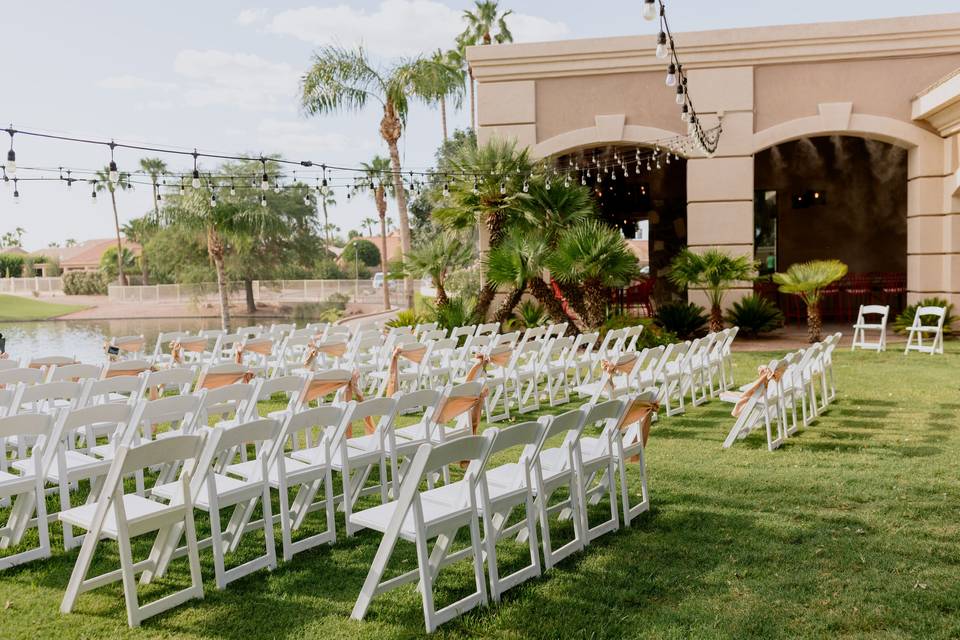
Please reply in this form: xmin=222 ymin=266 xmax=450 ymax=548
xmin=163 ymin=186 xmax=287 ymax=331
xmin=317 ymin=188 xmax=336 ymax=253
xmin=360 ymin=156 xmax=395 ymax=311
xmin=64 ymin=238 xmax=77 ymax=247
xmin=487 ymin=229 xmax=580 ymax=330
xmin=93 ymin=168 xmax=133 ymax=285
xmin=434 ymin=137 xmax=532 ymax=319
xmin=139 ymin=157 xmax=168 ymax=220
xmin=412 ymin=49 xmax=466 ymax=141
xmin=773 ymin=260 xmax=848 ymax=343
xmin=668 ymin=249 xmax=756 ymax=333
xmin=361 ymin=217 xmax=377 ymax=237
xmin=302 ymin=45 xmax=437 ymax=308
xmin=459 ymin=1 xmax=513 ymax=130
xmin=122 ymin=216 xmax=159 ymax=285
xmin=548 ymin=220 xmax=642 ymax=329
xmin=399 ymin=232 xmax=473 ymax=308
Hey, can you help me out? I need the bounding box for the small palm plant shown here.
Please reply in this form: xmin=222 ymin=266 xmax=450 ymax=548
xmin=547 ymin=220 xmax=641 ymax=330
xmin=773 ymin=259 xmax=848 ymax=343
xmin=396 ymin=232 xmax=473 ymax=308
xmin=514 ymin=300 xmax=549 ymax=329
xmin=668 ymin=249 xmax=755 ymax=333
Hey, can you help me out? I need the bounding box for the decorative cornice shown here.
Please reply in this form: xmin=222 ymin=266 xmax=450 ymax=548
xmin=468 ymin=13 xmax=960 ymax=82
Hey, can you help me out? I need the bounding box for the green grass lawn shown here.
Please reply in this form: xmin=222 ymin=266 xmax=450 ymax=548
xmin=0 ymin=294 xmax=87 ymax=321
xmin=2 ymin=344 xmax=960 ymax=639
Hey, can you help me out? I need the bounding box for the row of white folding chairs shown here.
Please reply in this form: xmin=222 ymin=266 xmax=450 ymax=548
xmin=719 ymin=332 xmax=841 ymax=451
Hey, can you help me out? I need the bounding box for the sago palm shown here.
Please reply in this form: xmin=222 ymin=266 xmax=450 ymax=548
xmin=548 ymin=220 xmax=641 ymax=329
xmin=93 ymin=167 xmax=133 ymax=286
xmin=773 ymin=259 xmax=848 ymax=343
xmin=668 ymin=248 xmax=755 ymax=333
xmin=301 ymin=45 xmax=429 ymax=307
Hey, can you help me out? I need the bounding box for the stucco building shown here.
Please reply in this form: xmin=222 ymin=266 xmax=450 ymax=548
xmin=468 ymin=13 xmax=960 ymax=313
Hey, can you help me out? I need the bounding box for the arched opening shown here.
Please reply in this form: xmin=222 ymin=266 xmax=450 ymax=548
xmin=552 ymin=144 xmax=688 ymax=312
xmin=753 ymin=135 xmax=908 ymax=321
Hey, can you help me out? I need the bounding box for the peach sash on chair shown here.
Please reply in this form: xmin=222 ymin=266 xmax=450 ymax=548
xmin=105 ymin=337 xmax=146 ymax=361
xmin=731 ymin=366 xmax=783 ymax=417
xmin=195 ymin=369 xmax=255 ymax=390
xmin=170 ymin=338 xmax=207 ymax=365
xmin=434 ymin=387 xmax=489 ymax=437
xmin=104 ymin=364 xmax=155 ymax=378
xmin=601 ymin=353 xmax=639 ymax=394
xmin=235 ymin=339 xmax=273 ymax=364
xmin=301 ymin=340 xmax=348 ymax=368
xmin=464 ymin=346 xmax=513 ymax=382
xmin=302 ymin=371 xmax=375 ymax=433
xmin=618 ymin=396 xmax=660 ymax=459
xmin=383 ymin=344 xmax=428 ymax=397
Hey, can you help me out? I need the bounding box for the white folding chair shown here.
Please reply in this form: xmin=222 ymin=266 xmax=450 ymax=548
xmin=59 ymin=433 xmax=206 ymax=627
xmin=572 ymin=400 xmax=622 ymax=543
xmin=904 ymin=306 xmax=946 ymax=355
xmin=350 ymin=433 xmax=495 ymax=632
xmin=0 ymin=414 xmax=54 ymax=569
xmin=720 ymin=359 xmax=789 ymax=452
xmin=851 ymin=304 xmax=889 ymax=352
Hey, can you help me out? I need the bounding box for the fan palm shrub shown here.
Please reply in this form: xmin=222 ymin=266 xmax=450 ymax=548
xmin=725 ymin=294 xmax=785 ymax=337
xmin=773 ymin=259 xmax=848 ymax=343
xmin=514 ymin=300 xmax=549 ymax=328
xmin=433 ymin=296 xmax=476 ymax=331
xmin=396 ymin=232 xmax=473 ymax=308
xmin=893 ymin=297 xmax=955 ymax=335
xmin=668 ymin=249 xmax=755 ymax=333
xmin=547 ymin=220 xmax=641 ymax=329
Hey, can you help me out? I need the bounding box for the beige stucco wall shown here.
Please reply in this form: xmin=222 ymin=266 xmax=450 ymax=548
xmin=470 ymin=13 xmax=960 ymax=313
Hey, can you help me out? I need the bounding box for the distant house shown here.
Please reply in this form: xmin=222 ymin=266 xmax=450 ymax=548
xmin=31 ymin=238 xmax=141 ymax=277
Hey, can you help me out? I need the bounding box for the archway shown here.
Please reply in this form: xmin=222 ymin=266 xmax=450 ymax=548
xmin=753 ymin=135 xmax=908 ymax=320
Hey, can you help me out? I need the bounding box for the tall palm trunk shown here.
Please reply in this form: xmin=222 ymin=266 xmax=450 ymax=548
xmin=381 ymin=102 xmax=413 ymax=309
xmin=583 ymin=277 xmax=608 ymax=330
xmin=807 ymin=302 xmax=822 ymax=343
xmin=440 ymin=94 xmax=448 ymax=141
xmin=244 ymin=278 xmax=256 ymax=314
xmin=556 ymin=280 xmax=589 ymax=330
xmin=468 ymin=66 xmax=476 ymax=131
xmin=109 ymin=189 xmax=126 ymax=286
xmin=377 ymin=193 xmax=390 ymax=312
xmin=493 ymin=286 xmax=523 ymax=325
xmin=709 ymin=303 xmax=724 ymax=333
xmin=321 ymin=198 xmax=331 ymax=253
xmin=435 ymin=280 xmax=449 ymax=308
xmin=529 ymin=277 xmax=580 ymax=334
xmin=207 ymin=227 xmax=231 ymax=332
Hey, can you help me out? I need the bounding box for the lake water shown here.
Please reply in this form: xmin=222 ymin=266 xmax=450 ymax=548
xmin=0 ymin=318 xmax=222 ymax=364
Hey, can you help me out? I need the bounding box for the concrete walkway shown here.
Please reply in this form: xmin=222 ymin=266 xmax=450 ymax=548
xmin=734 ymin=323 xmax=906 ymax=352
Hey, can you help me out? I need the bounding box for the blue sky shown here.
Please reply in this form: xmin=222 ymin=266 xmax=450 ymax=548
xmin=2 ymin=0 xmax=957 ymax=249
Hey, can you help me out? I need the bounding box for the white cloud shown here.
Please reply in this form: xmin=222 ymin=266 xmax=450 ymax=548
xmin=264 ymin=0 xmax=568 ymax=57
xmin=254 ymin=118 xmax=359 ymax=155
xmin=236 ymin=8 xmax=269 ymax=25
xmin=97 ymin=75 xmax=176 ymax=91
xmin=173 ymin=49 xmax=300 ymax=112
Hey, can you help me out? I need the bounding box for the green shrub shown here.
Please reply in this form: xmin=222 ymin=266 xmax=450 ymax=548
xmin=314 ymin=259 xmax=345 ymax=279
xmin=291 ymin=301 xmax=344 ymax=324
xmin=725 ymin=294 xmax=784 ymax=336
xmin=327 ymin=292 xmax=350 ymax=310
xmin=341 ymin=239 xmax=381 ymax=268
xmin=63 ymin=271 xmax=108 ymax=295
xmin=893 ymin=297 xmax=955 ymax=335
xmin=386 ymin=309 xmax=426 ymax=329
xmin=0 ymin=253 xmax=25 ymax=277
xmin=434 ymin=297 xmax=476 ymax=331
xmin=655 ymin=301 xmax=708 ymax=339
xmin=514 ymin=300 xmax=549 ymax=329
xmin=602 ymin=314 xmax=677 ymax=347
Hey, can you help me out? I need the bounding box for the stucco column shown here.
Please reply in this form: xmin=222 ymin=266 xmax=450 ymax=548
xmin=684 ymin=66 xmax=756 ymax=309
xmin=906 ymin=133 xmax=956 ymax=308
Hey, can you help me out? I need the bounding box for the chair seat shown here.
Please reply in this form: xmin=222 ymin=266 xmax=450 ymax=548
xmin=349 ymin=491 xmax=472 ymax=540
xmin=59 ymin=494 xmax=172 ymax=537
xmin=578 ymin=437 xmax=611 ymax=465
xmin=227 ymin=456 xmax=315 ymax=484
xmin=153 ymin=473 xmax=257 ymax=508
xmin=395 ymin=421 xmax=430 ymax=442
xmin=0 ymin=468 xmax=35 ymax=496
xmin=14 ymin=450 xmax=108 ymax=482
xmin=537 ymin=449 xmax=574 ymax=483
xmin=853 ymin=323 xmax=884 ymax=330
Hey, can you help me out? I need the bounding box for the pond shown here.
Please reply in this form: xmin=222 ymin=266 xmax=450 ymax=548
xmin=0 ymin=318 xmax=222 ymax=364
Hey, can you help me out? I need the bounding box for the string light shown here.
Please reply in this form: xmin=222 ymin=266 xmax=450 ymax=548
xmin=12 ymin=178 xmax=19 ymax=203
xmin=642 ymin=0 xmax=657 ymax=20
xmin=191 ymin=150 xmax=201 ymax=188
xmin=5 ymin=128 xmax=16 ymax=177
xmin=209 ymin=191 xmax=217 ymax=207
xmin=666 ymin=63 xmax=677 ymax=86
xmin=90 ymin=182 xmax=97 ymax=205
xmin=108 ymin=142 xmax=119 ymax=184
xmin=260 ymin=193 xmax=267 ymax=207
xmin=656 ymin=32 xmax=668 ymax=59
xmin=230 ymin=179 xmax=236 ymax=196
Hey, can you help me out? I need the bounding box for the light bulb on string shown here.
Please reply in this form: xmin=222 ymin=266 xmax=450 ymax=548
xmin=4 ymin=128 xmax=15 ymax=177
xmin=522 ymin=179 xmax=529 ymax=193
xmin=179 ymin=179 xmax=185 ymax=196
xmin=12 ymin=178 xmax=19 ymax=204
xmin=656 ymin=32 xmax=668 ymax=59
xmin=91 ymin=183 xmax=98 ymax=205
xmin=642 ymin=0 xmax=657 ymax=21
xmin=666 ymin=63 xmax=677 ymax=86
xmin=108 ymin=142 xmax=119 ymax=183
xmin=499 ymin=182 xmax=506 ymax=195
xmin=260 ymin=193 xmax=267 ymax=207
xmin=676 ymin=84 xmax=685 ymax=105
xmin=443 ymin=182 xmax=450 ymax=197
xmin=472 ymin=179 xmax=479 ymax=196
xmin=581 ymin=176 xmax=587 ymax=186
xmin=230 ymin=179 xmax=236 ymax=196
xmin=210 ymin=192 xmax=217 ymax=207
xmin=156 ymin=190 xmax=162 ymax=203
xmin=546 ymin=178 xmax=552 ymax=190
xmin=273 ymin=179 xmax=281 ymax=194
xmin=65 ymin=169 xmax=73 ymax=190
xmin=260 ymin=158 xmax=269 ymax=191
xmin=303 ymin=194 xmax=311 ymax=206
xmin=191 ymin=169 xmax=201 ymax=189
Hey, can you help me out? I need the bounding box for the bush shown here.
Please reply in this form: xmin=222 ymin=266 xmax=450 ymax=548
xmin=99 ymin=246 xmax=137 ymax=282
xmin=0 ymin=253 xmax=25 ymax=277
xmin=386 ymin=309 xmax=427 ymax=329
xmin=893 ymin=297 xmax=956 ymax=335
xmin=292 ymin=301 xmax=344 ymax=324
xmin=725 ymin=294 xmax=784 ymax=337
xmin=602 ymin=314 xmax=677 ymax=347
xmin=514 ymin=300 xmax=549 ymax=329
xmin=655 ymin=301 xmax=708 ymax=339
xmin=434 ymin=297 xmax=476 ymax=331
xmin=327 ymin=292 xmax=350 ymax=310
xmin=314 ymin=259 xmax=345 ymax=279
xmin=63 ymin=271 xmax=108 ymax=295
xmin=341 ymin=239 xmax=381 ymax=268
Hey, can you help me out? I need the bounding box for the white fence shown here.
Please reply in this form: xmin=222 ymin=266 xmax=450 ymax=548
xmin=108 ymin=279 xmax=407 ymax=306
xmin=0 ymin=277 xmax=64 ymax=294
